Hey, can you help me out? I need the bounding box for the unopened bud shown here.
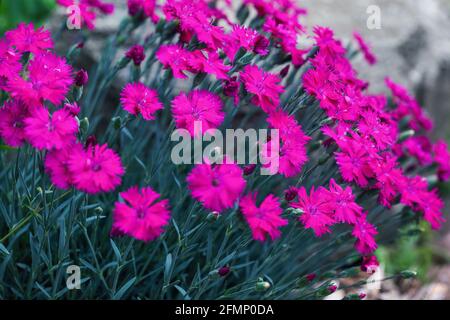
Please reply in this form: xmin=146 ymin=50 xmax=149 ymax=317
xmin=243 ymin=164 xmax=256 ymax=176
xmin=279 ymin=65 xmax=290 ymax=78
xmin=327 ymin=285 xmax=337 ymax=293
xmin=218 ymin=266 xmax=230 ymax=277
xmin=94 ymin=207 xmax=103 ymax=214
xmin=284 ymin=187 xmax=297 ymax=202
xmin=256 ymin=278 xmax=271 ymax=292
xmin=75 ymin=69 xmax=89 ymax=87
xmin=79 ymin=117 xmax=89 ymax=134
xmin=286 ymin=207 xmax=303 ymax=217
xmin=206 ymin=211 xmax=220 ymax=223
xmin=125 ymin=45 xmax=146 ymax=66
xmin=398 ymin=130 xmax=415 ymax=143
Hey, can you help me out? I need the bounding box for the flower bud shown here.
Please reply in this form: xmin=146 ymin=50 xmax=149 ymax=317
xmin=284 ymin=187 xmax=297 ymax=202
xmin=279 ymin=65 xmax=290 ymax=78
xmin=75 ymin=69 xmax=89 ymax=87
xmin=218 ymin=266 xmax=230 ymax=277
xmin=79 ymin=117 xmax=90 ymax=135
xmin=306 ymin=273 xmax=316 ymax=282
xmin=398 ymin=130 xmax=415 ymax=143
xmin=243 ymin=164 xmax=256 ymax=176
xmin=126 ymin=45 xmax=146 ymax=66
xmin=327 ymin=285 xmax=337 ymax=293
xmin=286 ymin=207 xmax=303 ymax=217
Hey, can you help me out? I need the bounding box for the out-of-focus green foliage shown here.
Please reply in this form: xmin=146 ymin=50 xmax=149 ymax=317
xmin=378 ymin=222 xmax=433 ymax=281
xmin=0 ymin=0 xmax=55 ymax=35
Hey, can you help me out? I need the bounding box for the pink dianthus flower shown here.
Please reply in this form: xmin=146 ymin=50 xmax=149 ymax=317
xmin=171 ymin=90 xmax=224 ymax=137
xmin=240 ymin=193 xmax=288 ymax=241
xmin=113 ymin=186 xmax=170 ymax=242
xmin=24 ymin=107 xmax=78 ymax=150
xmin=187 ymin=160 xmax=246 ymax=213
xmin=120 ymin=82 xmax=163 ymax=120
xmin=68 ymin=143 xmax=125 ymax=194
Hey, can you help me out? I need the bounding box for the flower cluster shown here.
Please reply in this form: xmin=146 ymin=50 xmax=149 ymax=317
xmin=1 ymin=0 xmax=449 ymax=290
xmin=303 ymin=26 xmax=446 ymax=237
xmin=0 ymin=23 xmax=124 ymax=196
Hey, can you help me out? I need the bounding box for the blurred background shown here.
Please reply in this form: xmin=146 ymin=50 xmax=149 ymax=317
xmin=1 ymin=0 xmax=449 ymax=299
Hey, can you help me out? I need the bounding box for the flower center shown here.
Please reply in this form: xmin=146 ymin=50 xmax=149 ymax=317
xmin=136 ymin=207 xmax=146 ymax=219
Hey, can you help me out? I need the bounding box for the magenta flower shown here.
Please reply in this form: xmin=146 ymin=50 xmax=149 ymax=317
xmin=112 ymin=186 xmax=170 ymax=242
xmin=187 ymin=161 xmax=246 ymax=213
xmin=68 ymin=143 xmax=125 ymax=194
xmin=195 ymin=23 xmax=227 ymax=51
xmin=7 ymin=52 xmax=73 ymax=107
xmin=120 ymin=82 xmax=163 ymax=120
xmin=352 ymin=214 xmax=378 ymax=255
xmin=193 ymin=50 xmax=231 ymax=80
xmin=156 ymin=44 xmax=199 ymax=79
xmin=313 ymin=26 xmax=346 ymax=58
xmin=0 ymin=100 xmax=30 ymax=147
xmin=5 ymin=23 xmax=53 ymax=55
xmin=323 ymin=179 xmax=362 ymax=224
xmin=358 ymin=110 xmax=398 ymax=150
xmin=433 ymin=140 xmax=450 ymax=182
xmin=225 ymin=25 xmax=269 ymax=61
xmin=399 ymin=175 xmax=429 ymax=208
xmin=240 ymin=193 xmax=288 ymax=242
xmin=240 ymin=65 xmax=284 ymax=113
xmin=261 ymin=111 xmax=310 ymax=177
xmin=335 ymin=137 xmax=375 ymax=187
xmin=418 ymin=189 xmax=445 ymax=230
xmin=171 ymin=90 xmax=224 ymax=137
xmin=386 ymin=78 xmax=433 ymax=132
xmin=292 ymin=186 xmax=335 ymax=236
xmin=24 ymin=107 xmax=78 ymax=150
xmin=74 ymin=69 xmax=89 ymax=87
xmin=0 ymin=40 xmax=22 ymax=87
xmin=399 ymin=136 xmax=433 ymax=166
xmin=371 ymin=155 xmax=404 ymax=208
xmin=262 ymin=17 xmax=307 ymax=67
xmin=353 ymin=32 xmax=377 ymax=65
xmin=45 ymin=143 xmax=83 ymax=189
